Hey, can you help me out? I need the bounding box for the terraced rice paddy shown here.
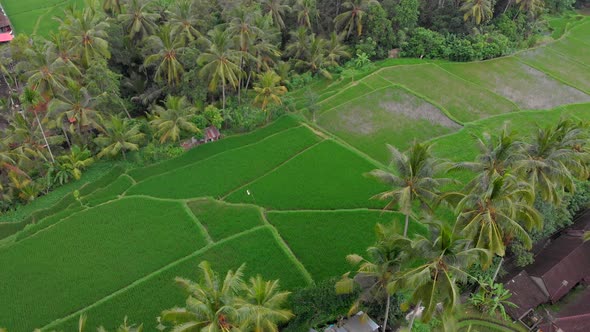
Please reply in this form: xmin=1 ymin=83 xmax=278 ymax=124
xmin=0 ymin=15 xmax=589 ymax=332
xmin=0 ymin=0 xmax=84 ymax=36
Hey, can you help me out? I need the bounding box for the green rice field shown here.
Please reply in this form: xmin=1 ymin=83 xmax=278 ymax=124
xmin=0 ymin=14 xmax=589 ymax=332
xmin=0 ymin=0 xmax=84 ymax=36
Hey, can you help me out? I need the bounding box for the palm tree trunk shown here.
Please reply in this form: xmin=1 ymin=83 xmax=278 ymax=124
xmin=122 ymin=148 xmax=127 ymax=161
xmin=245 ymin=70 xmax=253 ymax=91
xmin=382 ymin=295 xmax=391 ymax=332
xmin=503 ymin=0 xmax=512 ymax=13
xmin=62 ymin=126 xmax=72 ymax=149
xmin=222 ymin=80 xmax=226 ymax=110
xmin=404 ymin=214 xmax=410 ymax=237
xmin=492 ymin=257 xmax=504 ymax=282
xmin=35 ymin=112 xmax=55 ymax=163
xmin=408 ymin=300 xmax=422 ymax=331
xmin=238 ymin=55 xmax=244 ymax=104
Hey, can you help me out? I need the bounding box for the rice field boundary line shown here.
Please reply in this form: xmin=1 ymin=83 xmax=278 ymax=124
xmin=304 ymin=121 xmax=387 ymax=170
xmin=0 ymin=195 xmax=183 ymax=249
xmin=296 ymin=16 xmax=589 ymax=109
xmin=122 ymin=173 xmax=137 ymax=185
xmin=182 ymin=202 xmax=214 ymax=244
xmin=425 ymin=106 xmax=580 ymax=149
xmin=515 ymin=57 xmax=590 ymax=95
xmin=266 ymin=207 xmax=400 ymax=213
xmin=259 ymin=209 xmax=315 ymax=285
xmin=543 ymin=46 xmax=590 ymax=70
xmin=313 ymin=63 xmax=432 ymax=111
xmin=431 ymin=63 xmax=522 ymax=111
xmin=316 ymin=85 xmax=390 ymax=118
xmin=126 ymin=120 xmax=300 ymax=182
xmin=0 ymin=0 xmax=69 ymax=16
xmin=545 ymin=44 xmax=590 ymax=71
xmin=568 ymin=35 xmax=590 ymax=47
xmin=219 ymin=139 xmax=325 ymax=200
xmin=40 ymin=225 xmax=271 ymax=331
xmin=376 ymin=74 xmax=463 ymax=126
xmin=128 ymin=125 xmax=306 ymax=185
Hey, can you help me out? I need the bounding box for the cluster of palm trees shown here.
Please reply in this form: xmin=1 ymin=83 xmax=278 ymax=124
xmin=161 ymin=261 xmax=293 ymax=332
xmin=0 ymin=0 xmax=363 ymax=211
xmin=461 ymin=0 xmax=544 ymax=25
xmin=338 ymin=118 xmax=589 ymax=331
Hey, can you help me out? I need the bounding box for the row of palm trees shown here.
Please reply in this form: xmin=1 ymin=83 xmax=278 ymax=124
xmin=339 ymin=118 xmax=589 ymax=331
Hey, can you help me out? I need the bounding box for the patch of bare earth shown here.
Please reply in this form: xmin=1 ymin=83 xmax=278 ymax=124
xmin=379 ymin=95 xmax=461 ymax=129
xmin=336 ymin=89 xmax=460 ymax=136
xmin=494 ymin=63 xmax=590 ymax=109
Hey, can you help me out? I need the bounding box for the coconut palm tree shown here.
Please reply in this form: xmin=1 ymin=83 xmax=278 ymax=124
xmin=452 ymin=125 xmax=524 ymax=192
xmin=453 ymin=172 xmax=542 ymax=280
xmin=336 ymin=223 xmax=413 ymax=332
xmin=47 ymin=31 xmax=81 ymax=75
xmin=161 ymin=261 xmax=246 ymax=331
xmin=237 ymin=276 xmax=294 ymax=332
xmin=48 ymin=84 xmax=102 ymax=144
xmin=285 ymin=27 xmax=310 ymax=60
xmin=516 ymin=119 xmax=589 ymax=206
xmin=21 ymin=45 xmax=75 ymax=98
xmin=333 ymin=0 xmax=380 ymax=38
xmin=325 ymin=32 xmax=351 ymax=66
xmin=391 ymin=219 xmax=490 ymax=326
xmin=198 ymin=27 xmax=242 ymax=110
xmin=294 ymin=0 xmax=318 ymax=29
xmin=168 ymin=0 xmax=203 ymax=44
xmin=143 ymin=25 xmax=187 ymax=86
xmin=19 ymin=88 xmax=55 ymax=163
xmin=261 ymin=0 xmax=291 ymax=30
xmin=294 ymin=33 xmax=332 ymax=78
xmin=94 ymin=116 xmax=144 ymax=160
xmin=58 ymin=7 xmax=110 ymax=68
xmin=461 ymin=0 xmax=494 ymax=25
xmin=369 ymin=142 xmax=454 ymax=237
xmin=253 ymin=71 xmax=287 ymax=116
xmin=149 ymin=95 xmax=200 ymax=143
xmin=516 ymin=0 xmax=544 ymax=18
xmin=102 ymin=0 xmax=122 ymax=16
xmin=226 ymin=7 xmax=263 ymax=101
xmin=55 ymin=145 xmax=94 ymax=181
xmin=119 ymin=0 xmax=159 ymax=41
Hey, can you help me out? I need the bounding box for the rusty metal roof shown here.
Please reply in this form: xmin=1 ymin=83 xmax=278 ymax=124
xmin=0 ymin=11 xmax=10 ymax=28
xmin=526 ymin=235 xmax=590 ymax=302
xmin=504 ymin=270 xmax=548 ymax=320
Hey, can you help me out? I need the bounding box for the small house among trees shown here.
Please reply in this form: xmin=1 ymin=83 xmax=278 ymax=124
xmin=204 ymin=126 xmax=221 ymax=142
xmin=0 ymin=6 xmax=13 ymax=43
xmin=180 ymin=126 xmax=222 ymax=150
xmin=504 ymin=211 xmax=590 ymax=329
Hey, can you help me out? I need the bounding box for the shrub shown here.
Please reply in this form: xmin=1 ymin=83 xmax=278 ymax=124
xmin=283 ymin=278 xmax=360 ymax=331
xmin=401 ymin=28 xmax=448 ymax=59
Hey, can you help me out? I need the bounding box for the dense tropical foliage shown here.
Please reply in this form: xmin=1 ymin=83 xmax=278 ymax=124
xmin=0 ymin=0 xmax=580 ymax=211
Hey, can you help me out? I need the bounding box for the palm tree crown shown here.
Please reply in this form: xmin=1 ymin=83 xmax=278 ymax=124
xmin=369 ymin=142 xmax=454 ymax=237
xmin=149 ymin=95 xmax=200 ymax=143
